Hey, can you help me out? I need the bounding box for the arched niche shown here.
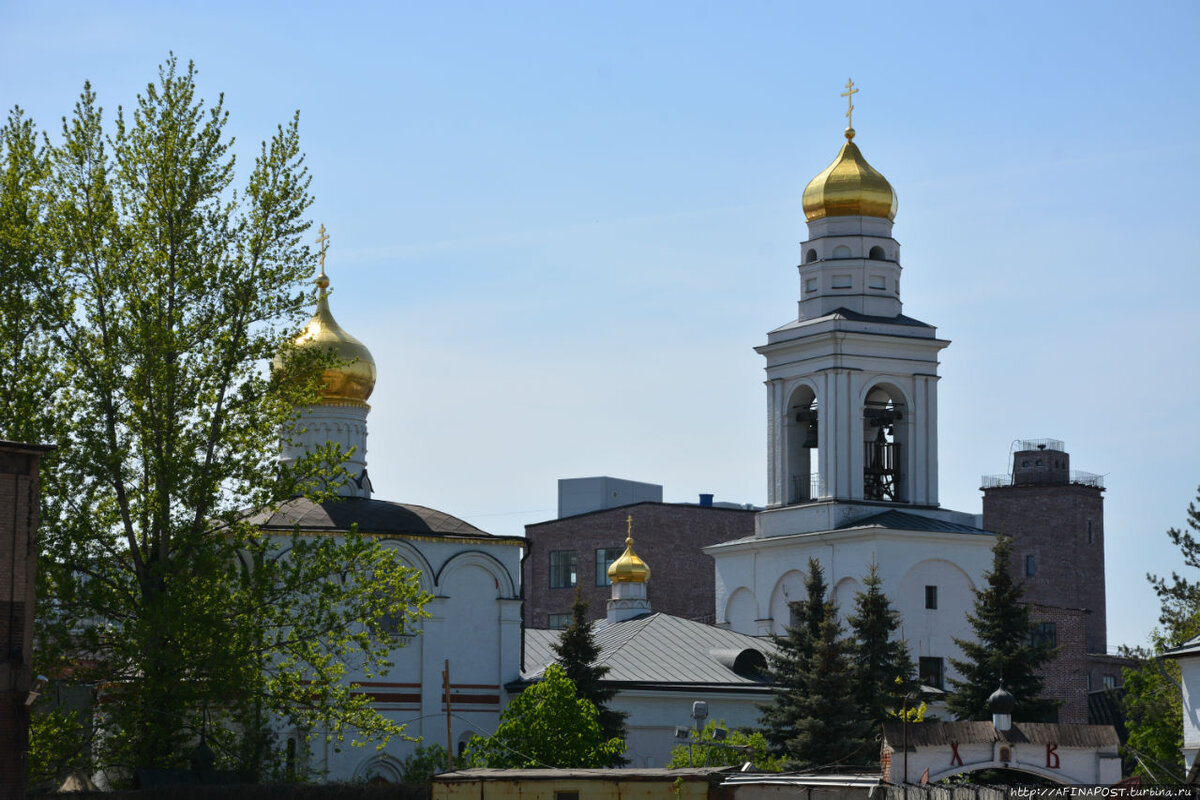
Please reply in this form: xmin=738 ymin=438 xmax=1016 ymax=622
xmin=861 ymin=381 xmax=911 ymax=502
xmin=768 ymin=569 xmax=807 ymax=634
xmin=785 ymin=383 xmax=820 ymax=504
xmin=724 ymin=587 xmax=758 ymax=633
xmin=832 ymin=575 xmax=862 ymax=624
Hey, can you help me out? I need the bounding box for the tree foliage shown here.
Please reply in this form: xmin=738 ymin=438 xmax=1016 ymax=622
xmin=1122 ymin=485 xmax=1200 ymax=783
xmin=2 ymin=57 xmax=429 ymax=783
xmin=947 ymin=536 xmax=1056 ymax=722
xmin=551 ymin=586 xmax=627 ymax=762
xmin=848 ymin=562 xmax=915 ymax=733
xmin=463 ymin=664 xmax=624 ymax=768
xmin=667 ymin=719 xmax=783 ymax=771
xmin=759 ymin=558 xmax=869 ymax=770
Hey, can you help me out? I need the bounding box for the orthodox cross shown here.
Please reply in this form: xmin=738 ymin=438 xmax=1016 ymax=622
xmin=627 ymin=515 xmax=633 ymax=537
xmin=841 ymin=78 xmax=858 ymax=128
xmin=316 ymin=223 xmax=330 ymax=274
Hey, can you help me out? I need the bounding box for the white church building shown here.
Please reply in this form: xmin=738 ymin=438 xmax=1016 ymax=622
xmin=707 ymin=111 xmax=996 ymax=695
xmin=254 ymin=251 xmax=524 ymax=782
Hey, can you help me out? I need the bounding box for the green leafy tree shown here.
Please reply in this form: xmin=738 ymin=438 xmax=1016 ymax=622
xmin=551 ymin=586 xmax=627 ymax=763
xmin=3 ymin=57 xmax=429 ymax=783
xmin=947 ymin=536 xmax=1057 ymax=722
xmin=396 ymin=743 xmax=450 ymax=784
xmin=667 ymin=719 xmax=783 ymax=771
xmin=1121 ymin=486 xmax=1200 ymax=783
xmin=847 ymin=564 xmax=915 ymax=744
xmin=759 ymin=558 xmax=869 ymax=769
xmin=463 ymin=664 xmax=624 ymax=768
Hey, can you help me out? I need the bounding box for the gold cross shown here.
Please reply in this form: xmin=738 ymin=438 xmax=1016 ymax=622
xmin=627 ymin=515 xmax=633 ymax=537
xmin=315 ymin=223 xmax=330 ymax=273
xmin=841 ymin=78 xmax=858 ymax=128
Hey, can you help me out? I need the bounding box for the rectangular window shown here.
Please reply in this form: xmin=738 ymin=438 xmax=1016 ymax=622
xmin=805 ymin=277 xmax=818 ymax=294
xmin=832 ymin=275 xmax=852 ymax=289
xmin=555 ymin=793 xmax=580 ymax=800
xmin=1087 ymin=520 xmax=1094 ymax=543
xmin=1103 ymin=674 xmax=1117 ymax=689
xmin=548 ymin=613 xmax=571 ymax=630
xmin=869 ymin=275 xmax=886 ymax=290
xmin=919 ymin=656 xmax=944 ymax=690
xmin=1030 ymin=621 xmax=1057 ymax=649
xmin=549 ymin=550 xmax=577 ymax=588
xmin=1025 ymin=554 xmax=1036 ymax=576
xmin=925 ymin=585 xmax=938 ymax=609
xmin=595 ymin=547 xmax=624 ymax=586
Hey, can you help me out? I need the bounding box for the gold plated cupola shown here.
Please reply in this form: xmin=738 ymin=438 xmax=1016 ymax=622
xmin=287 ymin=225 xmax=377 ymax=405
xmin=801 ymin=79 xmax=897 ymax=222
xmin=607 ymin=516 xmax=650 ymax=584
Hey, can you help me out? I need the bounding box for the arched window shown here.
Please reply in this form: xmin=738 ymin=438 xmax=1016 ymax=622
xmin=869 ymin=245 xmax=885 ymax=260
xmin=805 ymin=248 xmax=818 ymax=263
xmin=786 ymin=386 xmax=820 ymax=504
xmin=832 ymin=244 xmax=851 ymax=258
xmin=863 ymin=385 xmax=907 ymax=502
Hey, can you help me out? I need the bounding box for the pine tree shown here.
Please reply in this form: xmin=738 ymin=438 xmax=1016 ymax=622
xmin=847 ymin=563 xmax=915 ymax=732
xmin=760 ymin=558 xmax=868 ymax=768
xmin=786 ymin=608 xmax=871 ymax=771
xmin=551 ymin=586 xmax=627 ymax=763
xmin=759 ymin=558 xmax=827 ymax=751
xmin=947 ymin=536 xmax=1057 ymax=721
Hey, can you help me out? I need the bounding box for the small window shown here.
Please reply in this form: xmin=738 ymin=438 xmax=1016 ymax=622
xmin=1025 ymin=554 xmax=1036 ymax=577
xmin=548 ymin=613 xmax=571 ymax=630
xmin=556 ymin=791 xmax=580 ymax=800
xmin=1087 ymin=520 xmax=1094 ymax=543
xmin=924 ymin=585 xmax=938 ymax=609
xmin=805 ymin=277 xmax=818 ymax=293
xmin=832 ymin=274 xmax=852 ymax=289
xmin=919 ymin=657 xmax=944 ymax=690
xmin=595 ymin=547 xmax=624 ymax=586
xmin=805 ymin=248 xmax=818 ymax=263
xmin=1035 ymin=459 xmax=1043 ymax=467
xmin=1086 ymin=672 xmax=1092 ymax=691
xmin=1103 ymin=675 xmax=1116 ymax=689
xmin=1030 ymin=621 xmax=1057 ymax=649
xmin=549 ymin=550 xmax=577 ymax=588
xmin=869 ymin=275 xmax=886 ymax=290
xmin=832 ymin=244 xmax=852 ymax=258
xmin=869 ymin=245 xmax=885 ymax=260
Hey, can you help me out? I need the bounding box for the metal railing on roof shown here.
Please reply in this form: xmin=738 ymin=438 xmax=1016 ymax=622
xmin=981 ymin=470 xmax=1104 ymax=489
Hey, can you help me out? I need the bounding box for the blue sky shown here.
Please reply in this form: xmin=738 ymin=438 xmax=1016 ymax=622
xmin=3 ymin=1 xmax=1198 ymax=650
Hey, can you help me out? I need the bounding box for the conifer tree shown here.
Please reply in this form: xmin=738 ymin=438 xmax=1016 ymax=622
xmin=551 ymin=586 xmax=627 ymax=762
xmin=947 ymin=536 xmax=1057 ymax=721
xmin=848 ymin=563 xmax=915 ymax=732
xmin=760 ymin=558 xmax=868 ymax=768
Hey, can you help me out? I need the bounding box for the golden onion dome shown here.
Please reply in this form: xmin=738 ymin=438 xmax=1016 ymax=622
xmin=801 ymin=128 xmax=897 ymax=222
xmin=287 ymin=272 xmax=376 ymax=405
xmin=607 ymin=530 xmax=650 ymax=584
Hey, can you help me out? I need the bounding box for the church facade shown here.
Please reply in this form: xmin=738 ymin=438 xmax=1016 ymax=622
xmin=708 ymin=109 xmax=996 ymax=696
xmin=262 ymin=250 xmax=523 ymax=782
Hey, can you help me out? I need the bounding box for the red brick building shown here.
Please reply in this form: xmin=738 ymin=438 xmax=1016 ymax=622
xmin=981 ymin=439 xmax=1127 ymax=723
xmin=523 ymin=501 xmax=756 ymax=629
xmin=1 ymin=441 xmax=52 ymax=800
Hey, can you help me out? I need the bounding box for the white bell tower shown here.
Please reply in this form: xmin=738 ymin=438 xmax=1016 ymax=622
xmin=759 ymin=87 xmax=948 ymax=533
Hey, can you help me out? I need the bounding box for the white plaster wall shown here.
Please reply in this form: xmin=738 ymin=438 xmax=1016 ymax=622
xmin=1179 ymin=654 xmax=1200 ymax=773
xmin=610 ymin=689 xmax=771 ymax=768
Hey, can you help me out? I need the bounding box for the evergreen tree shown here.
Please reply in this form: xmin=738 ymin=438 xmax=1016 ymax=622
xmin=847 ymin=563 xmax=915 ymax=732
xmin=552 ymin=586 xmax=627 ymax=763
xmin=786 ymin=608 xmax=871 ymax=771
xmin=760 ymin=558 xmax=868 ymax=768
xmin=947 ymin=536 xmax=1057 ymax=721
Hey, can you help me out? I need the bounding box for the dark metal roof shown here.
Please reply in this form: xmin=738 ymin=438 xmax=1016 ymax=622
xmin=435 ymin=768 xmax=733 ymax=783
xmin=837 ymin=509 xmax=990 ymax=535
xmin=881 ymin=721 xmax=1119 ymax=749
xmin=1165 ymin=633 xmax=1200 ymax=658
xmin=524 ymin=612 xmax=774 ymax=686
xmin=247 ymin=496 xmax=494 ymax=538
xmin=823 ymin=308 xmax=936 ymax=329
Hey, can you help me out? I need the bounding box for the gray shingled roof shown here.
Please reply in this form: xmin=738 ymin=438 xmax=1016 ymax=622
xmin=524 ymin=612 xmax=775 ymax=687
xmin=1164 ymin=633 xmax=1200 ymax=659
xmin=836 ymin=509 xmax=989 ymax=535
xmin=880 ymin=721 xmax=1119 ymax=749
xmin=247 ymin=496 xmax=491 ymax=538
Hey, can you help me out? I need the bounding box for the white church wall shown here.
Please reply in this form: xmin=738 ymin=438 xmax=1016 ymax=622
xmin=609 ymin=688 xmax=771 ymax=768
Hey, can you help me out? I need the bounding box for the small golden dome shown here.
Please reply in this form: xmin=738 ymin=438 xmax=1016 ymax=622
xmin=607 ymin=534 xmax=650 ymax=584
xmin=288 ymin=275 xmax=376 ymax=405
xmin=802 ymin=130 xmax=897 ymax=222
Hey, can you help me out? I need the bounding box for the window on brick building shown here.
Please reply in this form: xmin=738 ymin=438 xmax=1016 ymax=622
xmin=595 ymin=547 xmax=624 ymax=586
xmin=548 ymin=613 xmax=571 ymax=630
xmin=549 ymin=550 xmax=577 ymax=588
xmin=1103 ymin=675 xmax=1116 ymax=689
xmin=1025 ymin=554 xmax=1036 ymax=576
xmin=1030 ymin=621 xmax=1057 ymax=649
xmin=925 ymin=585 xmax=938 ymax=609
xmin=1087 ymin=519 xmax=1094 ymax=543
xmin=919 ymin=657 xmax=944 ymax=689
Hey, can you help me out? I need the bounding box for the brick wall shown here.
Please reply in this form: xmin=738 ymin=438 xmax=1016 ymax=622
xmin=522 ymin=503 xmax=755 ymax=629
xmin=0 ymin=441 xmax=49 ymax=800
xmin=1030 ymin=604 xmax=1089 ymax=723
